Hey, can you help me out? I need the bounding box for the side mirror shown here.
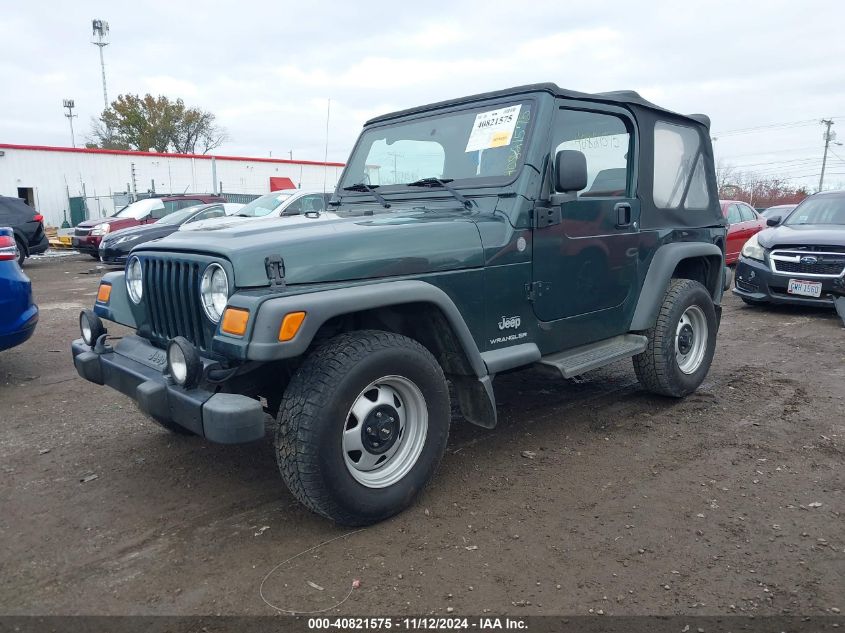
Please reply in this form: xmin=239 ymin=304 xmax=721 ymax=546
xmin=766 ymin=215 xmax=781 ymax=227
xmin=554 ymin=150 xmax=588 ymax=193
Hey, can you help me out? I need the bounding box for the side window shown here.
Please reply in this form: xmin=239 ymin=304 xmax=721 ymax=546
xmin=164 ymin=200 xmax=181 ymax=214
xmin=654 ymin=121 xmax=705 ymax=209
xmin=301 ymin=195 xmax=326 ymax=213
xmin=554 ymin=109 xmax=631 ymax=197
xmin=283 ymin=198 xmax=304 ymax=215
xmin=191 ymin=207 xmax=225 ymax=222
xmin=684 ymin=156 xmax=710 ymax=209
xmin=726 ymin=204 xmax=742 ymax=224
xmin=739 ymin=204 xmax=757 ymax=221
xmin=151 ymin=202 xmax=171 ymax=219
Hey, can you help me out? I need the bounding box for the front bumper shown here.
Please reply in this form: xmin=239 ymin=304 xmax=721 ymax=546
xmin=99 ymin=242 xmax=128 ymax=265
xmin=71 ymin=335 xmax=265 ymax=443
xmin=733 ymin=256 xmax=840 ymax=307
xmin=72 ymin=234 xmax=101 ymax=254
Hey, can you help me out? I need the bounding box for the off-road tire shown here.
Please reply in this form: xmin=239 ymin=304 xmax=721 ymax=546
xmin=15 ymin=237 xmax=25 ymax=267
xmin=633 ymin=279 xmax=717 ymax=397
xmin=276 ymin=330 xmax=450 ymax=525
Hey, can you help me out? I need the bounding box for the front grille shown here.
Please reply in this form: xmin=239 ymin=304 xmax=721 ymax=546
xmin=142 ymin=258 xmax=212 ymax=351
xmin=74 ymin=227 xmax=91 ymax=236
xmin=771 ymin=250 xmax=845 ymax=278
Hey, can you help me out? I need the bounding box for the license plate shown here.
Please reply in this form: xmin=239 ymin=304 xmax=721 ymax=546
xmin=788 ymin=279 xmax=822 ymax=298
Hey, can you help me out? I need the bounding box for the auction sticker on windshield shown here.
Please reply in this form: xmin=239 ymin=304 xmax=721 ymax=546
xmin=788 ymin=279 xmax=822 ymax=298
xmin=465 ymin=105 xmax=522 ymax=152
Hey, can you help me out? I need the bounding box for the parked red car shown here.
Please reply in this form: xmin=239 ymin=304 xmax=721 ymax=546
xmin=72 ymin=194 xmax=225 ymax=258
xmin=720 ymin=199 xmax=767 ymax=265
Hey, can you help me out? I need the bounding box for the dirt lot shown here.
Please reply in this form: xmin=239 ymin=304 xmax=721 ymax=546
xmin=0 ymin=253 xmax=842 ymax=617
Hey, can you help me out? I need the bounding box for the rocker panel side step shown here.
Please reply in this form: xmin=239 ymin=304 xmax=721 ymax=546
xmin=538 ymin=334 xmax=648 ymax=378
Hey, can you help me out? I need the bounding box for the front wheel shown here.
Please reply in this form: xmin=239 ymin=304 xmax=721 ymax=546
xmin=275 ymin=330 xmax=450 ymax=525
xmin=633 ymin=279 xmax=717 ymax=397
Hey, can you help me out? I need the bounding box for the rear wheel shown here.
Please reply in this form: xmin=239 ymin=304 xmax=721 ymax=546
xmin=276 ymin=330 xmax=450 ymax=525
xmin=14 ymin=237 xmax=25 ymax=267
xmin=634 ymin=279 xmax=717 ymax=397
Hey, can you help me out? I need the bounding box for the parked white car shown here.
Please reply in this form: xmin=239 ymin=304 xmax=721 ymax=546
xmin=180 ymin=189 xmax=332 ymax=232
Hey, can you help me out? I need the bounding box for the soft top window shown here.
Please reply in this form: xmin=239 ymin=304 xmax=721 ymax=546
xmin=654 ymin=121 xmax=709 ymax=210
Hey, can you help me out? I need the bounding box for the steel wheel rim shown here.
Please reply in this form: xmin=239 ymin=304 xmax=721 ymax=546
xmin=675 ymin=305 xmax=708 ymax=375
xmin=342 ymin=375 xmax=428 ymax=488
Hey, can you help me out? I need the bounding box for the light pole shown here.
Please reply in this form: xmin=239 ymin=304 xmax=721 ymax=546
xmin=91 ymin=19 xmax=110 ymax=111
xmin=63 ymin=99 xmax=77 ymax=147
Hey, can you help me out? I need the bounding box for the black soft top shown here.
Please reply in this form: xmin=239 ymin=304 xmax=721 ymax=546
xmin=366 ymin=83 xmax=711 ymax=130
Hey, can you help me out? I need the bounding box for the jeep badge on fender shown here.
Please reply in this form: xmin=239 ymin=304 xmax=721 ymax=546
xmin=72 ymin=83 xmax=727 ymax=525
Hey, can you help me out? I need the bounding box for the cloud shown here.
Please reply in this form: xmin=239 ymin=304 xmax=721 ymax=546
xmin=0 ymin=0 xmax=843 ymax=189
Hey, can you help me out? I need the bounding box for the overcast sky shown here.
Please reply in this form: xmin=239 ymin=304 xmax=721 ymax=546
xmin=2 ymin=0 xmax=844 ymax=190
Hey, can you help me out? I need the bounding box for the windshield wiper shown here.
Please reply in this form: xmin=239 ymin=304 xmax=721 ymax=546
xmin=341 ymin=183 xmax=391 ymax=208
xmin=405 ymin=178 xmax=475 ymax=210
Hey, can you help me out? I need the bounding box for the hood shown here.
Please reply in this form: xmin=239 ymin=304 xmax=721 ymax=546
xmin=138 ymin=208 xmax=484 ymax=288
xmin=77 ymin=216 xmax=140 ymax=229
xmin=758 ymin=224 xmax=845 ymax=250
xmin=180 ymin=215 xmax=252 ymax=232
xmin=103 ymin=223 xmax=176 ymax=245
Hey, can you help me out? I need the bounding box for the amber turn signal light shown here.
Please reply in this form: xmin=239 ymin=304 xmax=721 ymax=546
xmin=96 ymin=284 xmax=111 ymax=303
xmin=278 ymin=311 xmax=306 ymax=342
xmin=221 ymin=307 xmax=249 ymax=336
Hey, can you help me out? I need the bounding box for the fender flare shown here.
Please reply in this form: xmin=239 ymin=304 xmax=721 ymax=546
xmin=93 ymin=271 xmax=138 ymax=328
xmin=244 ymin=279 xmax=488 ymax=378
xmin=630 ymin=242 xmax=724 ymax=331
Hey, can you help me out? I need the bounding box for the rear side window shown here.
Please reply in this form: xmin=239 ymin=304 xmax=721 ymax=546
xmin=654 ymin=121 xmax=709 ymax=209
xmin=739 ymin=204 xmax=757 ymax=221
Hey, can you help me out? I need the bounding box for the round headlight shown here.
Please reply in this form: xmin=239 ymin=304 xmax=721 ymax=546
xmin=126 ymin=256 xmax=143 ymax=304
xmin=200 ymin=263 xmax=229 ymax=322
xmin=167 ymin=337 xmax=201 ymax=387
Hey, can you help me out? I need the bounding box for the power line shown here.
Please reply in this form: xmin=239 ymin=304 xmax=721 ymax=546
xmin=712 ymin=115 xmax=845 ymax=138
xmin=716 ymin=145 xmax=820 ymax=160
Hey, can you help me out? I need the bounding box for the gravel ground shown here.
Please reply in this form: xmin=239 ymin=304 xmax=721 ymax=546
xmin=1 ymin=253 xmax=842 ymax=616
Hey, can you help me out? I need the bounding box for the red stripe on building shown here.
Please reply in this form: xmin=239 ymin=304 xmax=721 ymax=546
xmin=0 ymin=143 xmax=345 ymax=168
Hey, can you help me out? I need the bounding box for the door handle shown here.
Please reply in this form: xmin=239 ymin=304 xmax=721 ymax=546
xmin=615 ymin=202 xmax=632 ymax=228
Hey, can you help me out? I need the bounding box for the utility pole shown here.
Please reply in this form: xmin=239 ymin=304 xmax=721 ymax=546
xmin=819 ymin=119 xmax=835 ymax=192
xmin=91 ymin=20 xmax=110 ymax=111
xmin=63 ymin=99 xmax=77 ymax=147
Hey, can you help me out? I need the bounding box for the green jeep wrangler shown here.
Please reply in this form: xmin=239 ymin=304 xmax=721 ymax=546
xmin=73 ymin=84 xmax=728 ymax=525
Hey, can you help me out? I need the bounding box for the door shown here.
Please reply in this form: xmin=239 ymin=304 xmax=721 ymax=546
xmin=532 ymin=104 xmax=641 ymax=342
xmin=738 ymin=202 xmax=763 ymax=239
xmin=725 ymin=203 xmax=744 ymax=261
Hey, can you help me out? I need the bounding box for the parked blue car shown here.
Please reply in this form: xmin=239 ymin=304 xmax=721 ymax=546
xmin=0 ymin=227 xmax=38 ymax=351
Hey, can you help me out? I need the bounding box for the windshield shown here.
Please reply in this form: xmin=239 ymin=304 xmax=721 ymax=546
xmin=154 ymin=208 xmax=199 ymax=225
xmin=236 ymin=192 xmax=294 ymax=217
xmin=784 ymin=197 xmax=845 ymax=226
xmin=112 ymin=199 xmax=164 ymax=219
xmin=339 ymin=100 xmax=534 ymax=190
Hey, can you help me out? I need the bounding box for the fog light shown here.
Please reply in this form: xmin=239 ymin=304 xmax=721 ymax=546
xmin=79 ymin=309 xmax=106 ymax=346
xmin=167 ymin=336 xmax=201 ymax=388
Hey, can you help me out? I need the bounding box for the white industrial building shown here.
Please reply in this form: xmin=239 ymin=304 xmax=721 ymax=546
xmin=0 ymin=143 xmax=346 ymax=227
